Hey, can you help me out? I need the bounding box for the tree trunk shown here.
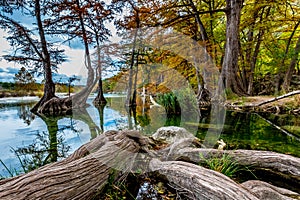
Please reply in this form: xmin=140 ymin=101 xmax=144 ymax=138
xmin=188 ymin=0 xmax=209 ymax=43
xmin=282 ymin=35 xmax=300 ymax=92
xmin=35 ymin=0 xmax=97 ymax=115
xmin=31 ymin=0 xmax=56 ymax=113
xmin=276 ymin=20 xmax=300 ymax=93
xmin=0 ymin=130 xmax=141 ymax=200
xmin=126 ymin=11 xmax=140 ymax=107
xmin=175 ymin=148 xmax=300 ymax=185
xmin=221 ymin=0 xmax=246 ymax=96
xmin=241 ymin=180 xmax=300 ymax=200
xmin=247 ymin=6 xmax=270 ymax=95
xmin=93 ymin=40 xmax=107 ymax=106
xmin=94 ymin=79 xmax=107 ymax=106
xmin=131 ymin=50 xmax=140 ymax=107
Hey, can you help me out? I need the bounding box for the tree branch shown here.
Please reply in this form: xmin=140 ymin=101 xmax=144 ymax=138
xmin=256 ymin=90 xmax=300 ymax=106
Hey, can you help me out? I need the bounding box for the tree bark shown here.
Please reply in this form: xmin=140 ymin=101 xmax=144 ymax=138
xmin=174 ymin=148 xmax=300 ymax=183
xmin=0 ymin=130 xmax=142 ymax=200
xmin=242 ymin=180 xmax=300 ymax=200
xmin=283 ymin=35 xmax=300 ymax=92
xmin=149 ymin=159 xmax=259 ymax=200
xmin=1 ymin=128 xmax=299 ymax=199
xmin=31 ymin=0 xmax=56 ymax=113
xmin=277 ymin=20 xmax=300 ymax=93
xmin=247 ymin=6 xmax=270 ymax=95
xmin=35 ymin=0 xmax=98 ymax=115
xmin=221 ymin=0 xmax=246 ymax=96
xmin=93 ymin=39 xmax=107 ymax=106
xmin=126 ymin=10 xmax=140 ymax=107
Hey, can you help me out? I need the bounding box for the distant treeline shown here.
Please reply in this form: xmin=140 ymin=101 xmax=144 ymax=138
xmin=0 ymin=82 xmax=83 ymax=98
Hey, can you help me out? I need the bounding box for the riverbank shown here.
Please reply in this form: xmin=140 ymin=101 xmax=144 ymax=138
xmin=225 ymin=93 xmax=300 ymax=115
xmin=0 ymin=90 xmax=43 ymax=98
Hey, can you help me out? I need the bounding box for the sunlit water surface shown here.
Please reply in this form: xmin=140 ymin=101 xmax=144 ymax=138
xmin=0 ymin=95 xmax=299 ymax=177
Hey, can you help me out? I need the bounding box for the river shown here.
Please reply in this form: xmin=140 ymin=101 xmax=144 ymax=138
xmin=0 ymin=94 xmax=299 ymax=178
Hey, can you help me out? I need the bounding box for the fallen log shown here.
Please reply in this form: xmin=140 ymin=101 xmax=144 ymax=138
xmin=256 ymin=90 xmax=300 ymax=107
xmin=241 ymin=180 xmax=300 ymax=200
xmin=176 ymin=148 xmax=300 ymax=179
xmin=0 ymin=128 xmax=299 ymax=199
xmin=149 ymin=159 xmax=259 ymax=200
xmin=0 ymin=130 xmax=143 ymax=200
xmin=225 ymin=90 xmax=300 ymax=113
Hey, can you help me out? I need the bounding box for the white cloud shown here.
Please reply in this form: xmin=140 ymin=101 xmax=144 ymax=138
xmin=0 ymin=23 xmax=119 ymax=85
xmin=57 ymin=45 xmax=87 ymax=80
xmin=0 ymin=29 xmax=88 ymax=84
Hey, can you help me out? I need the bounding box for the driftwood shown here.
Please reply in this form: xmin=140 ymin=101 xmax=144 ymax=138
xmin=0 ymin=128 xmax=299 ymax=199
xmin=241 ymin=180 xmax=300 ymax=200
xmin=255 ymin=90 xmax=300 ymax=107
xmin=0 ymin=130 xmax=143 ymax=200
xmin=175 ymin=148 xmax=300 ymax=187
xmin=226 ymin=90 xmax=300 ymax=113
xmin=149 ymin=159 xmax=259 ymax=200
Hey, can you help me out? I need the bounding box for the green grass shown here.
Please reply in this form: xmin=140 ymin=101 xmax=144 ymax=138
xmin=199 ymin=153 xmax=256 ymax=179
xmin=0 ymin=158 xmax=23 ymax=178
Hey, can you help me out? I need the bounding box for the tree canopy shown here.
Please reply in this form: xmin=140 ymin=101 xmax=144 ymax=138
xmin=1 ymin=0 xmax=300 ymax=111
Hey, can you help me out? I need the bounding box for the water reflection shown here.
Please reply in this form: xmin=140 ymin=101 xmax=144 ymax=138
xmin=1 ymin=96 xmax=300 ymax=178
xmin=17 ymin=104 xmax=36 ymax=125
xmin=73 ymin=108 xmax=101 ymax=140
xmin=12 ymin=113 xmax=84 ymax=173
xmin=9 ymin=107 xmax=102 ymax=175
xmin=95 ymin=104 xmax=105 ymax=133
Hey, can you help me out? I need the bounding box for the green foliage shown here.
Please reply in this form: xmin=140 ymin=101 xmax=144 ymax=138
xmin=0 ymin=82 xmax=15 ymax=90
xmin=0 ymin=130 xmax=71 ymax=179
xmin=102 ymin=79 xmax=117 ymax=93
xmin=225 ymin=88 xmax=239 ymax=100
xmin=14 ymin=67 xmax=36 ymax=92
xmin=156 ymin=92 xmax=180 ymax=115
xmin=94 ymin=170 xmax=136 ymax=200
xmin=173 ymin=88 xmax=198 ymax=114
xmin=200 ymin=153 xmax=242 ymax=178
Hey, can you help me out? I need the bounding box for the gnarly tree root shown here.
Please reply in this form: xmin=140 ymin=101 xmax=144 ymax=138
xmin=0 ymin=129 xmax=299 ymax=199
xmin=175 ymin=148 xmax=300 ymax=186
xmin=149 ymin=159 xmax=259 ymax=200
xmin=241 ymin=180 xmax=300 ymax=200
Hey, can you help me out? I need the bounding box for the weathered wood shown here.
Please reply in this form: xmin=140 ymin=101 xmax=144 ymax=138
xmin=149 ymin=159 xmax=259 ymax=200
xmin=0 ymin=127 xmax=299 ymax=199
xmin=174 ymin=148 xmax=300 ymax=184
xmin=256 ymin=90 xmax=300 ymax=107
xmin=0 ymin=130 xmax=141 ymax=200
xmin=241 ymin=180 xmax=300 ymax=200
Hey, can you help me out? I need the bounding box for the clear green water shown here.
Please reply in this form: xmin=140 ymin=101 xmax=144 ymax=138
xmin=0 ymin=95 xmax=299 ymax=178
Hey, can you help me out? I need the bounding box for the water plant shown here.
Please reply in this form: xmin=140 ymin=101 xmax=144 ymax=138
xmin=156 ymin=92 xmax=181 ymax=115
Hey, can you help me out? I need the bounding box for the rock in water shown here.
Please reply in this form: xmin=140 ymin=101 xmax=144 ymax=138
xmin=152 ymin=126 xmax=194 ymax=143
